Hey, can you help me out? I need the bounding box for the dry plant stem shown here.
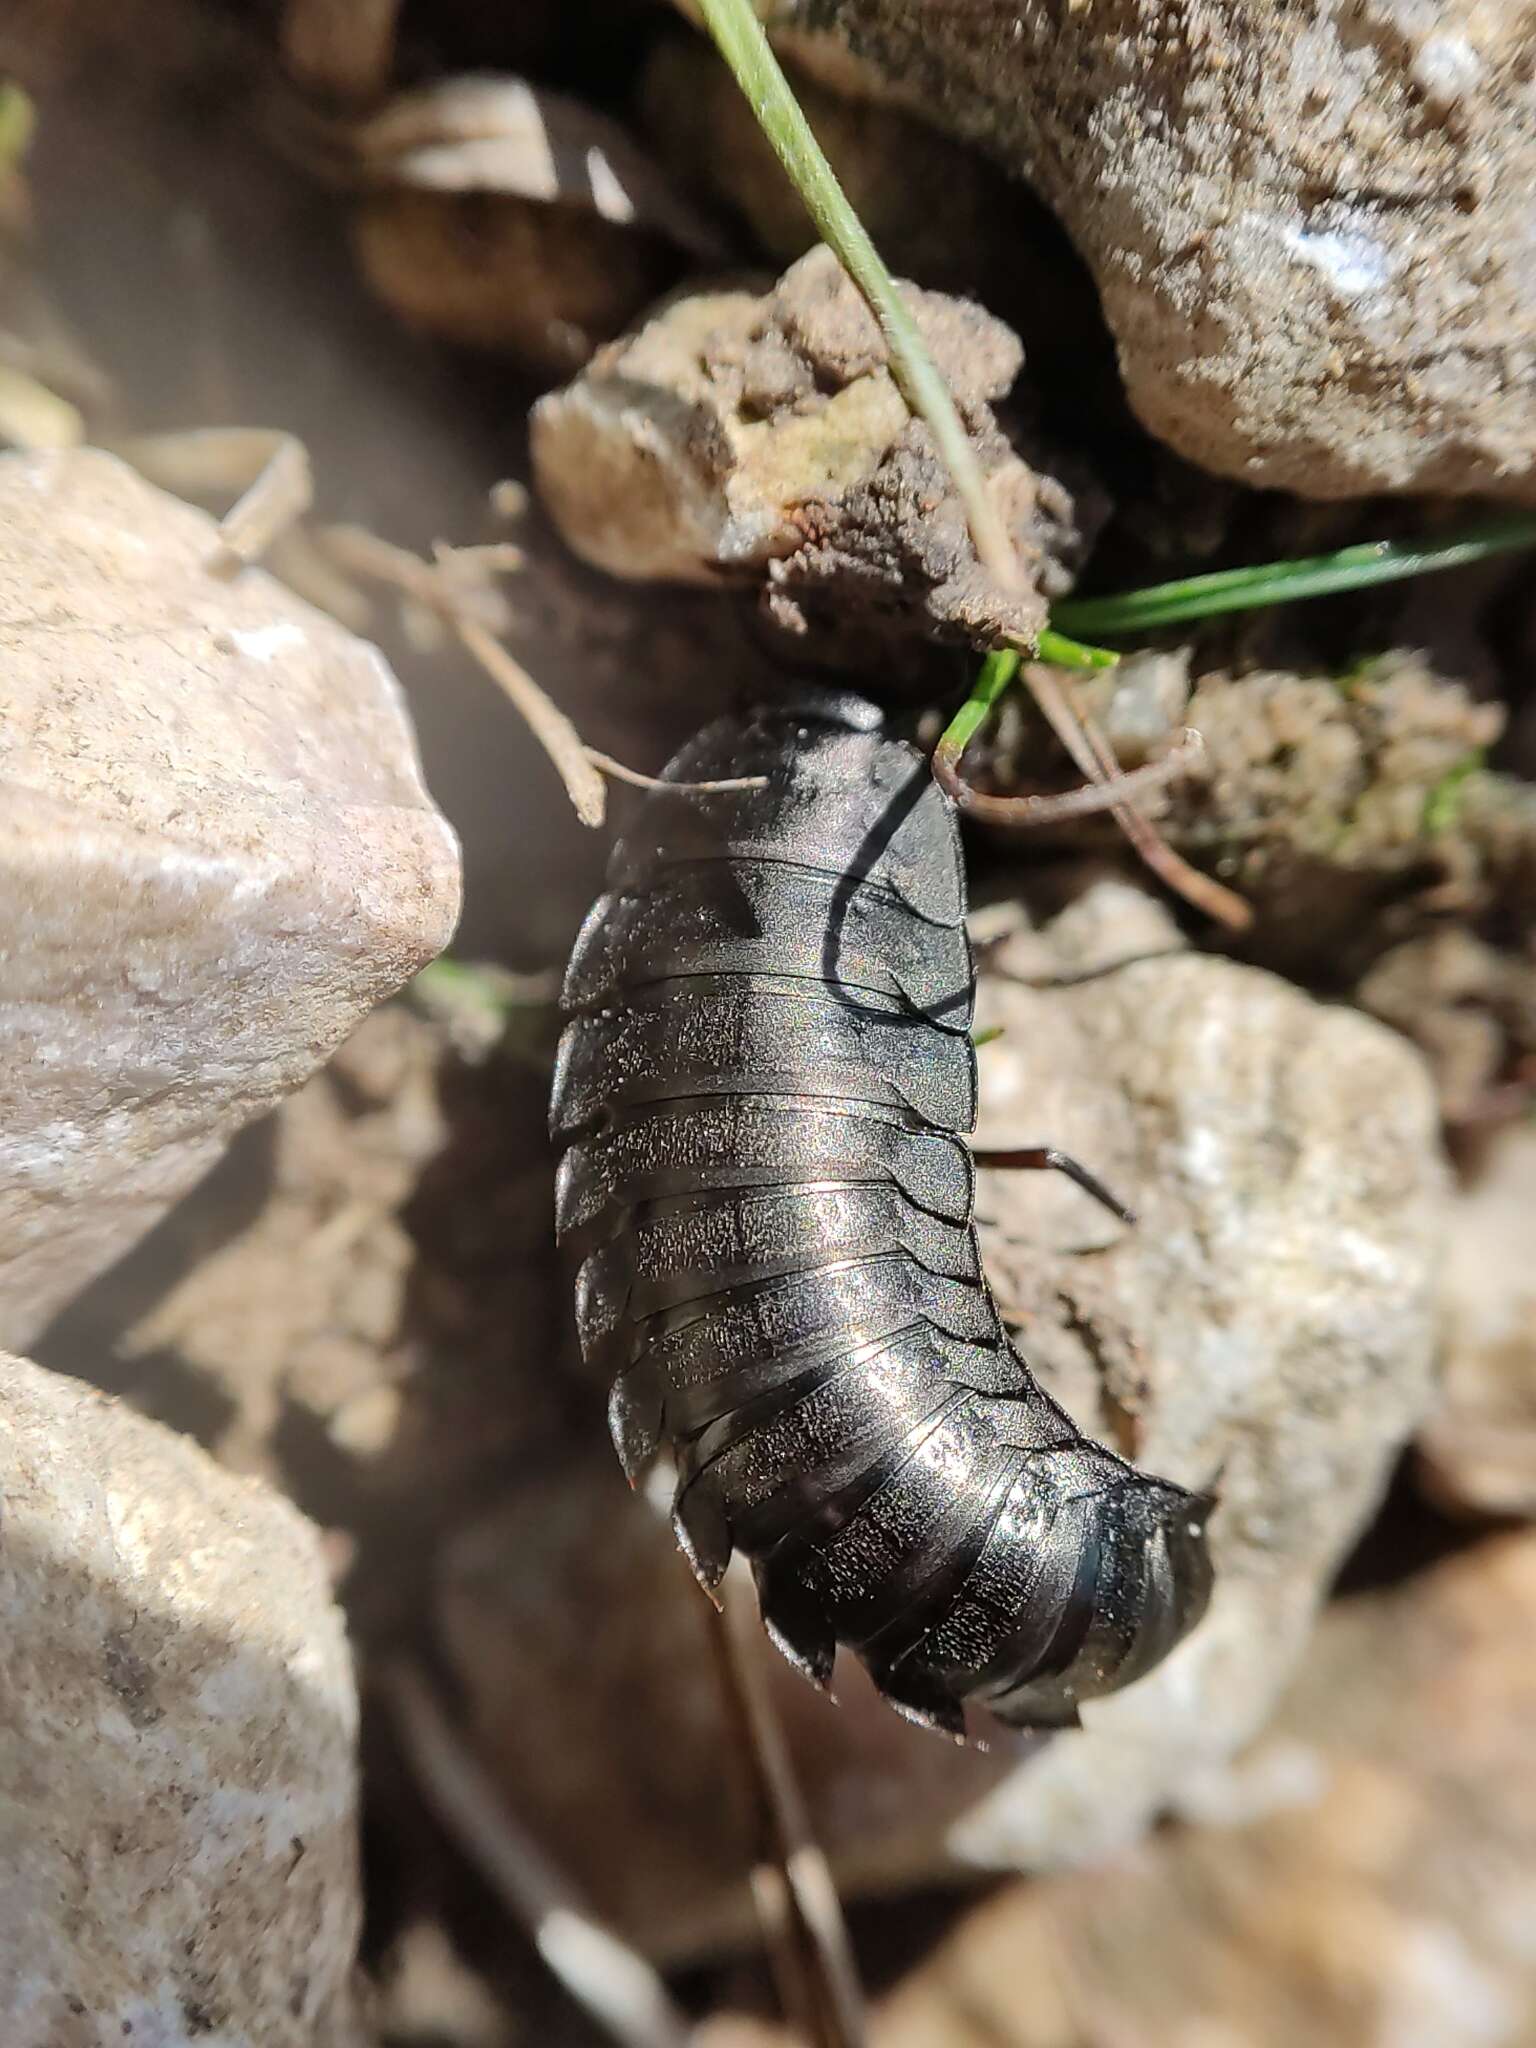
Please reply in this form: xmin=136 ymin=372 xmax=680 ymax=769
xmin=0 ymin=363 xmax=84 ymax=449
xmin=934 ymin=727 xmax=1205 ymax=825
xmin=938 ymin=654 xmax=1251 ymax=929
xmin=264 ymin=525 xmax=375 ymax=630
xmin=322 ymin=521 xmax=610 ymax=825
xmin=707 ymin=1561 xmax=867 ymax=2048
xmin=324 ymin=525 xmax=767 ymax=818
xmin=215 ymin=434 xmax=314 ymax=568
xmin=1037 ymin=663 xmax=1252 ymax=931
xmin=323 ymin=523 xmax=512 ymax=632
xmin=454 ymin=614 xmax=609 ymax=826
xmin=586 ymin=748 xmax=769 ymax=796
xmin=114 ymin=427 xmax=315 ymax=568
xmin=384 ymin=1663 xmax=694 ymax=2048
xmin=1009 ymin=652 xmax=1252 ymax=929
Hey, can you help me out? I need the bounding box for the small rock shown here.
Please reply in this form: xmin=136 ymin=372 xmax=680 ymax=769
xmin=0 ymin=1351 xmax=362 ymax=2044
xmin=347 ymin=75 xmax=717 ymax=377
xmin=0 ymin=447 xmax=461 ymax=1351
xmin=1418 ymin=1126 xmax=1536 ymax=1520
xmin=353 ymin=190 xmax=688 ymax=376
xmin=531 ymin=245 xmax=1093 ymax=657
xmin=349 ymin=72 xmax=722 ymax=257
xmin=775 ymin=0 xmax=1536 ymax=501
xmin=976 ymin=650 xmax=1528 ymax=999
xmin=1174 ymin=653 xmax=1507 ymax=975
xmin=433 ymin=880 xmax=1445 ymax=1956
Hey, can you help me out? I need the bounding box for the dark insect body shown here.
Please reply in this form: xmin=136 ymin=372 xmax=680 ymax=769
xmin=550 ymin=691 xmax=1213 ymax=1734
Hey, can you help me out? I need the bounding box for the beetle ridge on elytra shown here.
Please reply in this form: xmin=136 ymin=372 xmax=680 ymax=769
xmin=549 ymin=689 xmax=1213 ymax=1735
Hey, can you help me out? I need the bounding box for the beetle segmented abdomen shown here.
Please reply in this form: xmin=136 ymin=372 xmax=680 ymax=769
xmin=550 ymin=689 xmax=1213 ymax=1734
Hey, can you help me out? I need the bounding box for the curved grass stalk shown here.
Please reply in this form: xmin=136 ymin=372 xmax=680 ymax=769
xmin=1053 ymin=517 xmax=1536 ymax=636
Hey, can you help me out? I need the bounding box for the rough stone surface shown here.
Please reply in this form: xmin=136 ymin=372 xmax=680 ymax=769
xmin=1418 ymin=1126 xmax=1536 ymax=1520
xmin=771 ymin=0 xmax=1536 ymax=500
xmin=433 ymin=881 xmax=1447 ymax=1957
xmin=717 ymin=1530 xmax=1536 ymax=2048
xmin=0 ymin=1352 xmax=362 ymax=2045
xmin=0 ymin=447 xmax=462 ymax=1352
xmin=531 ymin=245 xmax=1095 ymax=659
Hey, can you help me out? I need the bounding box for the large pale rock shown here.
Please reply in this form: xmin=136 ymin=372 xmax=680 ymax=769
xmin=771 ymin=0 xmax=1536 ymax=500
xmin=0 ymin=1352 xmax=362 ymax=2045
xmin=0 ymin=447 xmax=461 ymax=1350
xmin=434 ymin=881 xmax=1446 ymax=1957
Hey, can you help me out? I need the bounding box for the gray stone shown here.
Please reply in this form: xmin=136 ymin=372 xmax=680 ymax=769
xmin=0 ymin=1351 xmax=362 ymax=2045
xmin=770 ymin=0 xmax=1536 ymax=500
xmin=0 ymin=447 xmax=461 ymax=1351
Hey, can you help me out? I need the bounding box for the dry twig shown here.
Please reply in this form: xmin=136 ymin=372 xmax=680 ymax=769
xmin=706 ymin=1561 xmax=867 ymax=2048
xmin=324 ymin=522 xmax=765 ymax=826
xmin=384 ymin=1661 xmax=694 ymax=2048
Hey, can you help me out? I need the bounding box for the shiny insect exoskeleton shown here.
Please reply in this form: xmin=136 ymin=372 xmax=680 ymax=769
xmin=550 ymin=690 xmax=1213 ymax=1733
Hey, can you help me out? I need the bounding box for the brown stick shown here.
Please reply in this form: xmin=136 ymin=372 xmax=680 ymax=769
xmin=1018 ymin=662 xmax=1252 ymax=931
xmin=383 ymin=1662 xmax=693 ymax=2048
xmin=934 ymin=726 xmax=1205 ymax=827
xmin=586 ymin=749 xmax=769 ymax=797
xmin=706 ymin=1562 xmax=866 ymax=2048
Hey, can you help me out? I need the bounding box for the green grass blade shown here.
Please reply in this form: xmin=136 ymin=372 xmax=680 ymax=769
xmin=1053 ymin=517 xmax=1536 ymax=636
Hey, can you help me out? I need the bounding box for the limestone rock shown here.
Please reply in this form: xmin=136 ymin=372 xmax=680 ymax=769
xmin=531 ymin=245 xmax=1094 ymax=655
xmin=770 ymin=0 xmax=1536 ymax=500
xmin=433 ymin=881 xmax=1446 ymax=1956
xmin=0 ymin=447 xmax=461 ymax=1351
xmin=0 ymin=1351 xmax=362 ymax=2045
